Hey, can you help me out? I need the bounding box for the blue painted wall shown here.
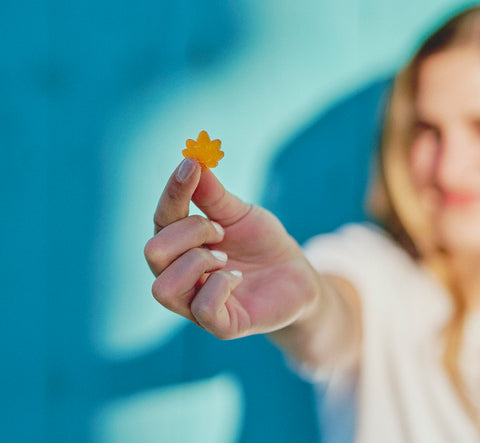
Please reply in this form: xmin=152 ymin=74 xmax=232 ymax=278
xmin=1 ymin=1 xmax=474 ymax=442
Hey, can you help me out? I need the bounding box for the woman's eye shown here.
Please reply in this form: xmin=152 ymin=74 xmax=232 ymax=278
xmin=473 ymin=120 xmax=480 ymax=136
xmin=413 ymin=121 xmax=440 ymax=139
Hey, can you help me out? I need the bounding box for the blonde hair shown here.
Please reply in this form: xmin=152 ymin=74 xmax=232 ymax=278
xmin=371 ymin=4 xmax=480 ymax=424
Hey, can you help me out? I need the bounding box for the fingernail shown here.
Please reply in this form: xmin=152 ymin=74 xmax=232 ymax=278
xmin=211 ymin=221 xmax=224 ymax=236
xmin=230 ymin=270 xmax=243 ymax=278
xmin=211 ymin=250 xmax=228 ymax=263
xmin=176 ymin=158 xmax=196 ymax=183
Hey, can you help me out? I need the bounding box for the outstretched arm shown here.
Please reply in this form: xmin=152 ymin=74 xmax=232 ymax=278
xmin=144 ymin=158 xmax=361 ymax=366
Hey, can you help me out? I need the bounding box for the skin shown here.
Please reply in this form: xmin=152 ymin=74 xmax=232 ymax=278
xmin=144 ymin=158 xmax=360 ymax=366
xmin=144 ymin=158 xmax=322 ymax=340
xmin=410 ymin=45 xmax=480 ymax=307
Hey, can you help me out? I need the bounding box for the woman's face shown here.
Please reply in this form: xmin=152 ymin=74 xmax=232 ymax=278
xmin=410 ymin=45 xmax=480 ymax=254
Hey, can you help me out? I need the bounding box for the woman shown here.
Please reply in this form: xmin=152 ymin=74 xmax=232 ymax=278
xmin=144 ymin=5 xmax=480 ymax=442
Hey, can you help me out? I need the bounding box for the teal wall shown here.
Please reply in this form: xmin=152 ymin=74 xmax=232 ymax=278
xmin=96 ymin=0 xmax=470 ymax=363
xmin=2 ymin=1 xmax=476 ymax=442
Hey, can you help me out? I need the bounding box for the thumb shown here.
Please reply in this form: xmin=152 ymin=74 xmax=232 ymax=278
xmin=192 ymin=168 xmax=251 ymax=226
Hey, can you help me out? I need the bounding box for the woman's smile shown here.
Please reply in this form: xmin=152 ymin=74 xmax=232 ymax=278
xmin=441 ymin=191 xmax=480 ymax=207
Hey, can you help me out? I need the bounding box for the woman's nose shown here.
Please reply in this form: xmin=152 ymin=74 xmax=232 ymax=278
xmin=433 ymin=130 xmax=478 ymax=190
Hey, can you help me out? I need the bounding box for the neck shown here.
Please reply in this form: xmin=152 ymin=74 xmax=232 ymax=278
xmin=449 ymin=253 xmax=480 ymax=311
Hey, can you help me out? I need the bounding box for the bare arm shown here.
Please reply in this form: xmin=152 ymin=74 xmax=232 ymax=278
xmin=269 ymin=273 xmax=362 ymax=371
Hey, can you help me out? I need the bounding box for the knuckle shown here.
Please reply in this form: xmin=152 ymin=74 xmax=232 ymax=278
xmin=191 ymin=215 xmax=213 ymax=231
xmin=165 ymin=184 xmax=179 ymax=200
xmin=143 ymin=238 xmax=156 ymax=261
xmin=188 ymin=214 xmax=210 ymax=231
xmin=143 ymin=239 xmax=169 ymax=270
xmin=191 ymin=301 xmax=210 ymax=321
xmin=166 ymin=185 xmax=182 ymax=202
xmin=191 ymin=302 xmax=217 ymax=330
xmin=189 ymin=214 xmax=204 ymax=223
xmin=151 ymin=278 xmax=173 ymax=307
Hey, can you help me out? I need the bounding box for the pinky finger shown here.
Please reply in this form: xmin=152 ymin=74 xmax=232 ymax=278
xmin=190 ymin=270 xmax=244 ymax=339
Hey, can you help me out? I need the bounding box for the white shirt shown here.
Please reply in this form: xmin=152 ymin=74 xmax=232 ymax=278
xmin=302 ymin=223 xmax=480 ymax=443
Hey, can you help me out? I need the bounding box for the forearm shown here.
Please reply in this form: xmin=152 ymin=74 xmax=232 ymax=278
xmin=269 ymin=273 xmax=362 ymax=371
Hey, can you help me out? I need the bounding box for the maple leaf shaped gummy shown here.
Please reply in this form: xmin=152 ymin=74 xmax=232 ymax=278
xmin=182 ymin=130 xmax=224 ymax=169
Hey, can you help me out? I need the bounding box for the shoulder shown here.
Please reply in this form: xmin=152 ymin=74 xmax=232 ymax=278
xmin=304 ymin=222 xmax=450 ymax=331
xmin=304 ymin=222 xmax=447 ymax=311
xmin=303 ymin=222 xmax=411 ymax=275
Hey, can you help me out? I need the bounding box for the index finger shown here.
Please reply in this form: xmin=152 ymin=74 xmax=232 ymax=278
xmin=154 ymin=158 xmax=202 ymax=234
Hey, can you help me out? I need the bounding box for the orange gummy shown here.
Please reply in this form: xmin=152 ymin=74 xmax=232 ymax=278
xmin=182 ymin=130 xmax=224 ymax=169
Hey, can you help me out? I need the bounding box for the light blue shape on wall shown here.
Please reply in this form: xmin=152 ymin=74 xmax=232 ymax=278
xmin=93 ymin=374 xmax=244 ymax=443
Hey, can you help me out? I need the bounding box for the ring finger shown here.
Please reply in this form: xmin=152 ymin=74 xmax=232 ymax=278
xmin=151 ymin=247 xmax=228 ymax=321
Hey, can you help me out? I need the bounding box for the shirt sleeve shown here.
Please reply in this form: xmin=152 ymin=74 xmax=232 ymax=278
xmin=303 ymin=222 xmax=416 ymax=313
xmin=303 ymin=222 xmax=398 ymax=298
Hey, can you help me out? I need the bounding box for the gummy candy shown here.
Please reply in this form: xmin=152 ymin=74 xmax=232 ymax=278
xmin=182 ymin=130 xmax=224 ymax=169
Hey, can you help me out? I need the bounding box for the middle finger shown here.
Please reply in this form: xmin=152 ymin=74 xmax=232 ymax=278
xmin=144 ymin=214 xmax=225 ymax=276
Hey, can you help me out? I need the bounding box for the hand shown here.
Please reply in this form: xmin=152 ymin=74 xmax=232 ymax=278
xmin=144 ymin=159 xmax=320 ymax=339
